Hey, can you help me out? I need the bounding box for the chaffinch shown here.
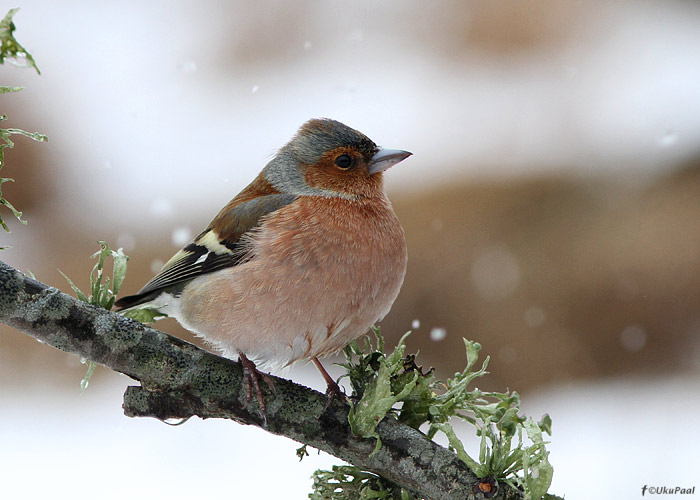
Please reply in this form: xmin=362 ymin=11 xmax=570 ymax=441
xmin=115 ymin=118 xmax=410 ymax=414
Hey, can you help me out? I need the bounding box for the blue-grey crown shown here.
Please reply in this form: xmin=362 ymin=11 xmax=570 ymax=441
xmin=263 ymin=119 xmax=377 ymax=199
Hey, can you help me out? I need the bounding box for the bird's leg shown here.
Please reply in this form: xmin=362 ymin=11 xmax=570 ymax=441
xmin=239 ymin=352 xmax=275 ymax=423
xmin=312 ymin=356 xmax=346 ymax=403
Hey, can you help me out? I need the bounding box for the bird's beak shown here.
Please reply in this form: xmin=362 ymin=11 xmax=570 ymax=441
xmin=368 ymin=148 xmax=412 ymax=175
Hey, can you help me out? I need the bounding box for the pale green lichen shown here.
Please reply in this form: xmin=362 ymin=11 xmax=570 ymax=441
xmin=0 ymin=266 xmax=22 ymax=315
xmin=312 ymin=329 xmax=554 ymax=500
xmin=122 ymin=306 xmax=168 ymax=323
xmin=93 ymin=313 xmax=143 ymax=352
xmin=347 ymin=332 xmax=417 ymax=454
xmin=60 ymin=242 xmax=130 ymax=390
xmin=20 ymin=288 xmax=70 ymax=323
xmin=46 ymin=331 xmax=77 ymax=354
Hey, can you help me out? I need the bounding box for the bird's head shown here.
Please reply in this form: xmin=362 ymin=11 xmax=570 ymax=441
xmin=264 ymin=118 xmax=411 ymax=199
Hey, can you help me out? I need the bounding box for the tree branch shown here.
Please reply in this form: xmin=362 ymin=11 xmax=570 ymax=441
xmin=0 ymin=260 xmax=524 ymax=500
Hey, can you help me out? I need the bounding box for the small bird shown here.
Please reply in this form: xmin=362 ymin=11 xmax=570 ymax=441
xmin=115 ymin=118 xmax=410 ymax=415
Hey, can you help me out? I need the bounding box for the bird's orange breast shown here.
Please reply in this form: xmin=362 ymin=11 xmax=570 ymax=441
xmin=177 ymin=194 xmax=407 ymax=367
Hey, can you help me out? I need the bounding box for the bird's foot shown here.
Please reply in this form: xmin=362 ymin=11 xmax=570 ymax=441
xmin=312 ymin=357 xmax=347 ymax=406
xmin=324 ymin=378 xmax=348 ymax=404
xmin=239 ymin=352 xmax=275 ymax=424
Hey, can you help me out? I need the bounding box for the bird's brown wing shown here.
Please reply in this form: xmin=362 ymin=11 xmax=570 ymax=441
xmin=113 ymin=193 xmax=297 ymax=310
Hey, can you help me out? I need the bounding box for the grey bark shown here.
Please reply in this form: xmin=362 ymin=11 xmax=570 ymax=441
xmin=0 ymin=260 xmax=528 ymax=500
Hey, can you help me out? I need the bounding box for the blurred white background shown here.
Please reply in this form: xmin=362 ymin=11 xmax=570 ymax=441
xmin=2 ymin=1 xmax=700 ymax=499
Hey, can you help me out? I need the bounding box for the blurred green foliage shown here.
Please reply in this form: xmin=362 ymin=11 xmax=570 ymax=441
xmin=0 ymin=8 xmax=46 ymax=235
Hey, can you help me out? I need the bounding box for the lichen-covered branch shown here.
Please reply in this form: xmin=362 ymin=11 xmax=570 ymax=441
xmin=0 ymin=260 xmax=525 ymax=500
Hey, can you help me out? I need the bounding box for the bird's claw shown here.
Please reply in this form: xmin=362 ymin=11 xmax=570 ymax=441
xmin=239 ymin=353 xmax=275 ymax=425
xmin=312 ymin=356 xmax=347 ymax=408
xmin=324 ymin=379 xmax=348 ymax=406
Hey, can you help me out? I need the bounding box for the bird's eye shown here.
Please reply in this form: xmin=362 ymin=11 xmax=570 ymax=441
xmin=334 ymin=154 xmax=352 ymax=169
